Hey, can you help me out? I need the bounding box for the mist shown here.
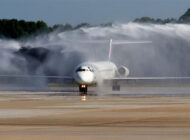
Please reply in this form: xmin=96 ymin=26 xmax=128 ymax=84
xmin=0 ymin=22 xmax=190 ymax=86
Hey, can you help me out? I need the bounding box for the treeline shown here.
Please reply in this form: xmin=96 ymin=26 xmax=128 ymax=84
xmin=0 ymin=19 xmax=95 ymax=39
xmin=134 ymin=8 xmax=190 ymax=24
xmin=0 ymin=20 xmax=49 ymax=39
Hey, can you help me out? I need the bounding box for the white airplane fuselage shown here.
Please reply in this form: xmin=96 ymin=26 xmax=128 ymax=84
xmin=73 ymin=61 xmax=121 ymax=85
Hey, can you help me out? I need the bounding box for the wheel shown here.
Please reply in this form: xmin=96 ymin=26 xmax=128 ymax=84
xmin=112 ymin=85 xmax=120 ymax=91
xmin=79 ymin=85 xmax=88 ymax=95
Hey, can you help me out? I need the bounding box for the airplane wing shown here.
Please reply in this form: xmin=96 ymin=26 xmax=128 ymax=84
xmin=107 ymin=77 xmax=190 ymax=80
xmin=0 ymin=75 xmax=73 ymax=79
xmin=0 ymin=75 xmax=74 ymax=83
xmin=104 ymin=77 xmax=190 ymax=85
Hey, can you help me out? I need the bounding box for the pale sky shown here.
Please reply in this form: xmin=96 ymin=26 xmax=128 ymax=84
xmin=0 ymin=0 xmax=189 ymax=25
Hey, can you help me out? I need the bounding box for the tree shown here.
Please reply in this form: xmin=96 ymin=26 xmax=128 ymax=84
xmin=52 ymin=24 xmax=73 ymax=31
xmin=179 ymin=8 xmax=190 ymax=23
xmin=0 ymin=19 xmax=51 ymax=39
xmin=74 ymin=23 xmax=90 ymax=29
xmin=134 ymin=17 xmax=155 ymax=23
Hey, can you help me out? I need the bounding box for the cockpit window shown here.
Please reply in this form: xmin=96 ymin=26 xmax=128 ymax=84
xmin=76 ymin=68 xmax=85 ymax=72
xmin=76 ymin=66 xmax=94 ymax=72
xmin=76 ymin=67 xmax=89 ymax=72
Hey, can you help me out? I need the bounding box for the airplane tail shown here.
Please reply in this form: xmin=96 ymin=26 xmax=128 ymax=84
xmin=108 ymin=39 xmax=113 ymax=61
xmin=59 ymin=38 xmax=151 ymax=61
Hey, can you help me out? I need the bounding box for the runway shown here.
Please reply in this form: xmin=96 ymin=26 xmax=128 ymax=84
xmin=0 ymin=86 xmax=190 ymax=140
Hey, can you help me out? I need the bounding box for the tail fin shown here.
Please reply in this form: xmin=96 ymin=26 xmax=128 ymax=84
xmin=108 ymin=39 xmax=113 ymax=61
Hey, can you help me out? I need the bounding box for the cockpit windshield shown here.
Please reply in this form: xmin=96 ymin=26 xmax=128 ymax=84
xmin=76 ymin=68 xmax=87 ymax=72
xmin=76 ymin=66 xmax=94 ymax=72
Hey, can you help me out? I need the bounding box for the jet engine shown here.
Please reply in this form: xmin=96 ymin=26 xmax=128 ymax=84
xmin=118 ymin=66 xmax=129 ymax=77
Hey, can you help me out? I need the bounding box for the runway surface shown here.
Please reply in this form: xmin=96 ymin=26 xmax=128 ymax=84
xmin=0 ymin=86 xmax=190 ymax=140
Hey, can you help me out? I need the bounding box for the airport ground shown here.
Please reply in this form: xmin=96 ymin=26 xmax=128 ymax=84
xmin=0 ymin=85 xmax=190 ymax=139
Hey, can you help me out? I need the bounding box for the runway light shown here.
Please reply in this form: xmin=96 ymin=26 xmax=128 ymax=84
xmin=81 ymin=95 xmax=87 ymax=101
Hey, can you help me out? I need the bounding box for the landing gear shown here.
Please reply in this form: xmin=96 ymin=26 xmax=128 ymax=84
xmin=112 ymin=81 xmax=120 ymax=91
xmin=79 ymin=84 xmax=88 ymax=95
xmin=112 ymin=85 xmax=120 ymax=91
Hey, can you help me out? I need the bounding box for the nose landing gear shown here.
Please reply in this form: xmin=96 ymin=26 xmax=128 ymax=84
xmin=79 ymin=84 xmax=88 ymax=95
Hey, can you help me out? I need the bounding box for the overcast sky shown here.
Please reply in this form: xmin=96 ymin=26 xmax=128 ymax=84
xmin=0 ymin=0 xmax=190 ymax=25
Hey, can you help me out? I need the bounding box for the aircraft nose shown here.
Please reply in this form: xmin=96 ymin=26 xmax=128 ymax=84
xmin=75 ymin=72 xmax=95 ymax=84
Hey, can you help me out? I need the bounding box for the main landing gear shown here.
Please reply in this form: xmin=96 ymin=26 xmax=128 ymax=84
xmin=79 ymin=84 xmax=88 ymax=95
xmin=112 ymin=81 xmax=120 ymax=91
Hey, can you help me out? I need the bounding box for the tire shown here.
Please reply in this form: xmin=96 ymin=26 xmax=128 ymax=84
xmin=79 ymin=85 xmax=88 ymax=95
xmin=112 ymin=85 xmax=120 ymax=91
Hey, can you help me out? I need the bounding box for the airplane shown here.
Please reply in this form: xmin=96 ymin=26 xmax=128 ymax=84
xmin=70 ymin=39 xmax=149 ymax=94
